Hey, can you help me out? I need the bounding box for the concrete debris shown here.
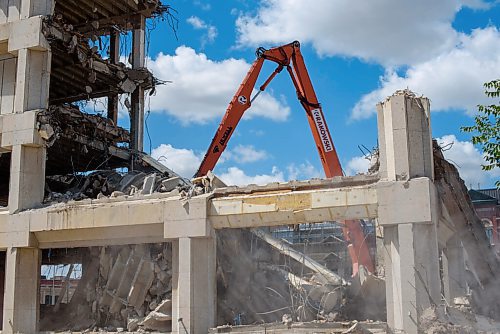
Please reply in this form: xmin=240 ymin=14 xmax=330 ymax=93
xmin=127 ymin=317 xmax=140 ymax=331
xmin=282 ymin=313 xmax=293 ymax=326
xmin=37 ymin=105 xmax=130 ymax=149
xmin=251 ymin=228 xmax=346 ymax=286
xmin=420 ymin=305 xmax=500 ymax=334
xmin=39 ymin=243 xmax=174 ymax=332
xmin=38 ymin=123 xmax=55 ymax=141
xmin=161 ymin=176 xmax=183 ymax=192
xmin=215 ymin=228 xmax=383 ymax=327
xmin=192 ymin=170 xmax=228 ymax=193
xmin=37 ymin=222 xmax=384 ymax=332
xmin=343 ymin=266 xmax=386 ymax=321
xmin=209 ymin=321 xmax=390 ymax=333
xmin=433 ymin=141 xmax=500 ymax=321
xmin=140 ymin=299 xmax=173 ymax=331
xmin=268 ymin=263 xmax=344 ymax=321
xmin=141 ymin=173 xmax=157 ymax=195
xmin=342 ymin=321 xmax=373 ymax=334
xmin=454 ymin=296 xmax=471 ymax=307
xmin=42 ymin=15 xmax=160 ymax=105
xmin=44 ymin=170 xmax=191 ymax=203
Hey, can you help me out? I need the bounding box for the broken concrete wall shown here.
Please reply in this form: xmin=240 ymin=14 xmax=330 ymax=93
xmin=433 ymin=140 xmax=500 ymax=320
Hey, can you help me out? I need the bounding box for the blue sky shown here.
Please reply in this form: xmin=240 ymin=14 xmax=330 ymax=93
xmin=118 ymin=0 xmax=499 ymax=187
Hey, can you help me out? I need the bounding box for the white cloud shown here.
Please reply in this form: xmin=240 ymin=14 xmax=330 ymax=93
xmin=235 ymin=1 xmax=498 ymax=121
xmin=151 ymin=143 xmax=271 ymax=179
xmin=287 ymin=161 xmax=322 ymax=180
xmin=229 ymin=144 xmax=268 ymax=163
xmin=218 ymin=166 xmax=285 ymax=186
xmin=186 ymin=16 xmax=218 ymax=47
xmin=345 ymin=156 xmax=371 ymax=176
xmin=186 ymin=16 xmax=205 ymax=29
xmin=249 ymin=129 xmax=265 ymax=136
xmin=236 ymin=0 xmax=493 ymax=66
xmin=151 ymin=144 xmax=202 ymax=178
xmin=149 ymin=142 xmax=324 ymax=186
xmin=437 ymin=134 xmax=500 ymax=187
xmin=352 ymin=27 xmax=500 ymax=119
xmin=193 ymin=1 xmax=211 ymax=11
xmin=147 ymin=46 xmax=291 ymax=125
xmin=219 ymin=161 xmax=324 ymax=186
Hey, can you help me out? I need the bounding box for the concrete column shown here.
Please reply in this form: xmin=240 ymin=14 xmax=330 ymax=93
xmin=377 ymin=91 xmax=433 ymax=181
xmin=2 ymin=247 xmax=41 ymax=334
xmin=0 ymin=251 xmax=5 ymax=329
xmin=442 ymin=236 xmax=467 ymax=302
xmin=172 ymin=236 xmax=217 ymax=334
xmin=14 ymin=48 xmax=51 ymax=113
xmin=107 ymin=30 xmax=120 ymax=124
xmin=377 ymin=91 xmax=441 ymax=334
xmin=382 ymin=223 xmax=441 ymax=333
xmin=8 ymin=144 xmax=46 ymax=212
xmin=130 ymin=17 xmax=145 ymax=152
xmin=20 ymin=0 xmax=54 ymax=18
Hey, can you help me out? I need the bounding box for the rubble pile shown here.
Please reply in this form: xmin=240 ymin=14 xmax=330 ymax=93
xmin=44 ymin=170 xmax=191 ymax=203
xmin=37 ymin=105 xmax=130 ymax=148
xmin=216 ymin=229 xmax=385 ymax=326
xmin=433 ymin=141 xmax=500 ymax=320
xmin=40 ymin=244 xmax=174 ymax=332
xmin=420 ymin=297 xmax=500 ymax=334
xmin=40 ymin=226 xmax=384 ymax=332
xmin=210 ymin=320 xmax=390 ymax=334
xmin=43 ymin=15 xmax=160 ymax=105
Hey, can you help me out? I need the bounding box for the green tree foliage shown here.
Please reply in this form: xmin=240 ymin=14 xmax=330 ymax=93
xmin=461 ymin=79 xmax=500 ymax=187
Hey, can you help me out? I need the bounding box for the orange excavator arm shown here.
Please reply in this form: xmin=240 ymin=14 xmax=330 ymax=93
xmin=195 ymin=41 xmax=342 ymax=178
xmin=195 ymin=41 xmax=374 ymax=275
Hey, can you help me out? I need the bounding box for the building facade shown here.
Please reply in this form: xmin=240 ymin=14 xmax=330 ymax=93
xmin=469 ymin=189 xmax=500 ymax=246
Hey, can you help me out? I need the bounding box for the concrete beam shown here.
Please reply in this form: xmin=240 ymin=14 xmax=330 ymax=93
xmin=0 ymin=210 xmax=37 ymax=248
xmin=34 ymin=224 xmax=165 ymax=248
xmin=209 ymin=184 xmax=378 ymax=229
xmin=164 ymin=194 xmax=213 ymax=239
xmin=0 ymin=16 xmax=49 ymax=51
xmin=377 ymin=178 xmax=439 ymax=225
xmin=29 ymin=200 xmax=164 ymax=231
xmin=0 ymin=180 xmax=379 ymax=247
xmin=8 ymin=16 xmax=49 ymax=52
xmin=0 ymin=111 xmax=43 ymax=148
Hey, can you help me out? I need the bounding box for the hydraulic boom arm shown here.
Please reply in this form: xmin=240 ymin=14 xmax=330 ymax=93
xmin=195 ymin=41 xmax=343 ymax=178
xmin=195 ymin=41 xmax=374 ymax=275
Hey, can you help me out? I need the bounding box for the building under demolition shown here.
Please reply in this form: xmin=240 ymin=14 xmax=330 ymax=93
xmin=0 ymin=1 xmax=500 ymax=334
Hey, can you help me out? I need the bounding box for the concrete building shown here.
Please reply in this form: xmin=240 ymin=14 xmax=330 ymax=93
xmin=40 ymin=276 xmax=79 ymax=305
xmin=0 ymin=1 xmax=498 ymax=333
xmin=469 ymin=188 xmax=500 ymax=246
